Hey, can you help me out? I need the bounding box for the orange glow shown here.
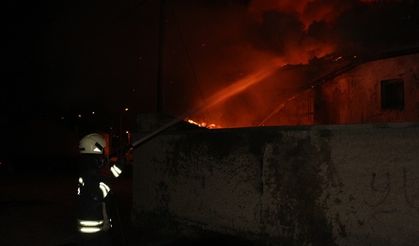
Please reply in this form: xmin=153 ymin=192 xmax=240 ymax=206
xmin=175 ymin=0 xmax=381 ymax=129
xmin=184 ymin=53 xmax=321 ymax=128
xmin=184 ymin=57 xmax=286 ymax=128
xmin=201 ymin=59 xmax=284 ymax=112
xmin=184 ymin=50 xmax=335 ymax=128
xmin=186 ymin=118 xmax=221 ymax=129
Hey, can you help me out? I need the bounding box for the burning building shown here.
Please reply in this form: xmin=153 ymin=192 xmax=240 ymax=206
xmin=158 ymin=0 xmax=419 ymax=128
xmin=132 ymin=48 xmax=419 ymax=245
xmin=130 ymin=1 xmax=419 ymax=245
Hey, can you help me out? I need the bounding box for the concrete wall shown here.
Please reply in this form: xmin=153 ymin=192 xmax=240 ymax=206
xmin=132 ymin=123 xmax=419 ymax=245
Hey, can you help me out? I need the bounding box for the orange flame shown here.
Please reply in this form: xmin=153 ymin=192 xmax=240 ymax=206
xmin=186 ymin=118 xmax=221 ymax=129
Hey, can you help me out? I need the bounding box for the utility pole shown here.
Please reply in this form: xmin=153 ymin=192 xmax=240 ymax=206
xmin=156 ymin=0 xmax=166 ymax=113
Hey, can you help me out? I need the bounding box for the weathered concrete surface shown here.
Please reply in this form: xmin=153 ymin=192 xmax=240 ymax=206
xmin=132 ymin=123 xmax=419 ymax=245
xmin=322 ymin=124 xmax=419 ymax=246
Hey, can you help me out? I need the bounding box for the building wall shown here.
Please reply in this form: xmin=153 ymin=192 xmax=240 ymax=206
xmin=317 ymin=53 xmax=419 ymax=124
xmin=265 ymin=53 xmax=419 ymax=126
xmin=132 ymin=123 xmax=419 ymax=245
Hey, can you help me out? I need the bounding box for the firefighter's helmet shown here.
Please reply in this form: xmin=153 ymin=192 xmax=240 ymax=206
xmin=79 ymin=133 xmax=106 ymax=155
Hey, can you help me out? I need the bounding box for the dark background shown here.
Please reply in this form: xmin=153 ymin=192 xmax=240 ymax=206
xmin=3 ymin=0 xmax=161 ymax=170
xmin=2 ymin=0 xmax=419 ymax=171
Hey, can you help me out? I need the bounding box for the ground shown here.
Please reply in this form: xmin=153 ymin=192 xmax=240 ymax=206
xmin=0 ymin=165 xmax=137 ymax=246
xmin=0 ymin=165 xmax=256 ymax=246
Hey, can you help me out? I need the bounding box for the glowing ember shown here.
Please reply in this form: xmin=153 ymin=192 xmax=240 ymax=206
xmin=186 ymin=118 xmax=221 ymax=129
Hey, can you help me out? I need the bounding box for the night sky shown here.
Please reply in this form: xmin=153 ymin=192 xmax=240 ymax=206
xmin=4 ymin=0 xmax=163 ymax=162
xmin=3 ymin=0 xmax=419 ymax=161
xmin=5 ymin=0 xmax=158 ymax=116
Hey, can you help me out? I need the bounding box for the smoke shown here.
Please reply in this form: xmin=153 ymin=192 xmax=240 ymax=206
xmin=334 ymin=0 xmax=419 ymax=54
xmin=246 ymin=0 xmax=359 ymax=64
xmin=248 ymin=0 xmax=419 ymax=58
xmin=249 ymin=0 xmax=355 ymax=29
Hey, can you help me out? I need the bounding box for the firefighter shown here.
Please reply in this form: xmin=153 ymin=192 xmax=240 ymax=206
xmin=76 ymin=133 xmax=113 ymax=245
xmin=77 ymin=132 xmax=129 ymax=245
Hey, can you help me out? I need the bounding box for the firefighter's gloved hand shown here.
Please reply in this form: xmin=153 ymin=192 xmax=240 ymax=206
xmin=110 ymin=146 xmax=131 ymax=178
xmin=110 ymin=163 xmax=122 ymax=178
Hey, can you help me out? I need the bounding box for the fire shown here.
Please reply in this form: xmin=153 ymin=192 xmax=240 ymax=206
xmin=186 ymin=118 xmax=221 ymax=129
xmin=169 ymin=0 xmax=398 ymax=128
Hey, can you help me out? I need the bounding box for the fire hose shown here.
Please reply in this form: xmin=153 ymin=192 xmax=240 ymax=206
xmin=124 ymin=103 xmax=208 ymax=153
xmin=129 ymin=115 xmax=186 ymax=150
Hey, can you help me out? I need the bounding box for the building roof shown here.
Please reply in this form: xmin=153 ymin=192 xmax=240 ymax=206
xmin=311 ymin=46 xmax=419 ymax=88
